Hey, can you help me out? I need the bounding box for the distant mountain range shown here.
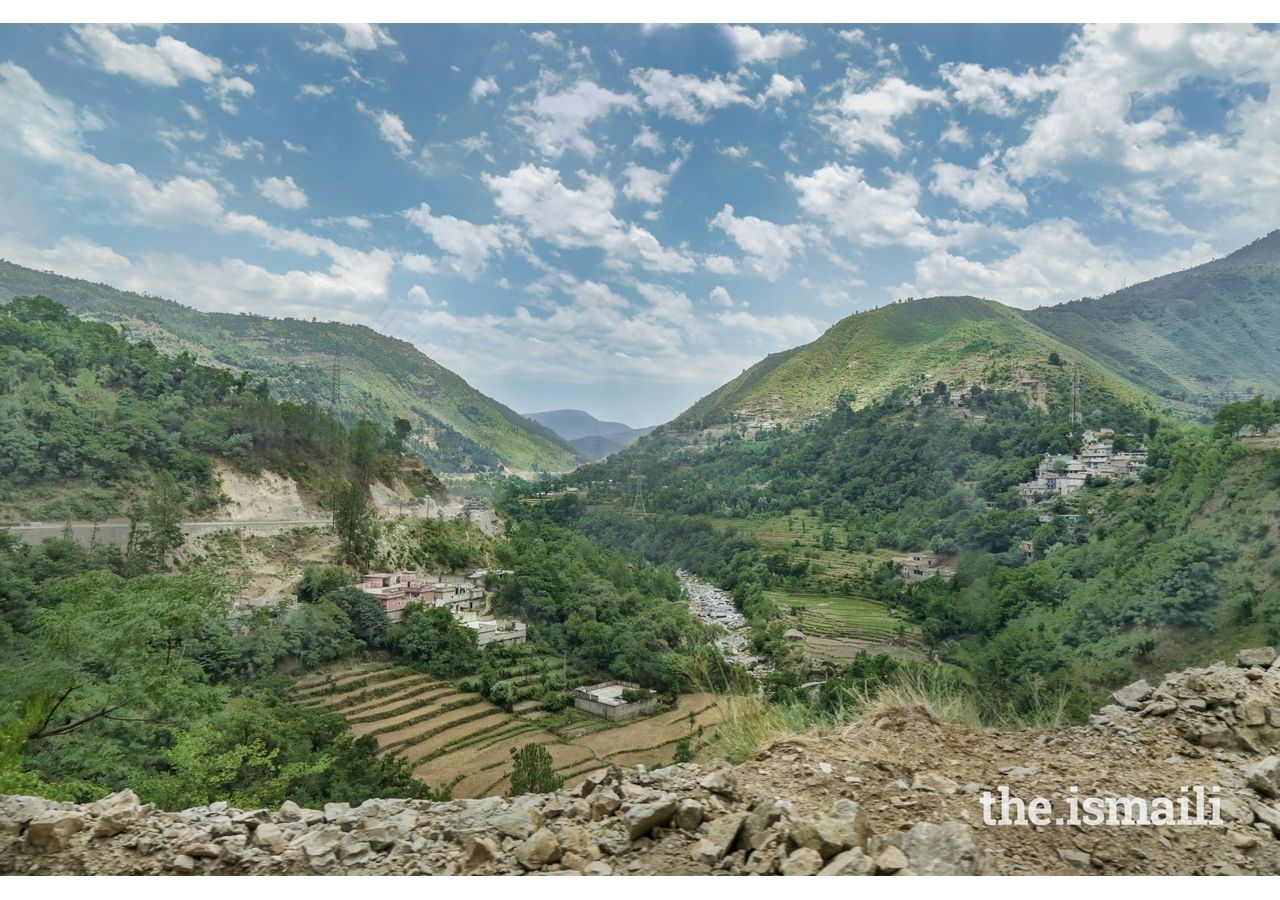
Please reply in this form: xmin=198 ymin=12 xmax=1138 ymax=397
xmin=0 ymin=261 xmax=579 ymax=475
xmin=523 ymin=409 xmax=655 ymax=461
xmin=671 ymin=231 xmax=1280 ymax=431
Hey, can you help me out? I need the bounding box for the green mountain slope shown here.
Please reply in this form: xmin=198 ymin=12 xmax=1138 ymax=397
xmin=0 ymin=261 xmax=579 ymax=474
xmin=676 ymin=295 xmax=1154 ymax=429
xmin=1026 ymin=231 xmax=1280 ymax=408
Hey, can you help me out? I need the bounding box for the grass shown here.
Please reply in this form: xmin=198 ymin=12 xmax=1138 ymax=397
xmin=705 ymin=665 xmax=1072 ymax=764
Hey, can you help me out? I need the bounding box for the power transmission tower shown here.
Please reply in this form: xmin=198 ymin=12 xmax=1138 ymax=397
xmin=630 ymin=474 xmax=646 ymax=515
xmin=1069 ymin=364 xmax=1083 ymax=427
xmin=329 ymin=361 xmax=342 ymax=411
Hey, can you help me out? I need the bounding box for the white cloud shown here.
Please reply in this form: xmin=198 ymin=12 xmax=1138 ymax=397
xmin=513 ymin=80 xmax=638 ymax=159
xmin=896 ymin=218 xmax=1214 ymax=308
xmin=704 ymin=254 xmax=738 ymax=275
xmin=789 ymin=163 xmax=934 ymax=249
xmin=836 ymin=29 xmax=869 ymax=47
xmin=529 ymin=30 xmax=559 ymax=48
xmin=483 ymin=164 xmax=695 ymax=273
xmin=340 ymin=24 xmax=396 ymax=52
xmin=302 ymin=24 xmax=397 ymax=62
xmin=403 ymin=203 xmax=518 ymax=280
xmin=0 ymin=234 xmax=132 ymax=283
xmin=312 ymin=215 xmax=371 ymax=231
xmin=709 ymin=204 xmax=812 ymax=281
xmin=257 ymin=175 xmax=308 ymax=210
xmin=939 ymin=61 xmax=1061 ymax=118
xmin=708 ymin=285 xmax=736 ymax=307
xmin=930 ymin=157 xmax=1027 ymax=213
xmin=68 ymin=25 xmax=222 ymax=87
xmin=470 ymin=76 xmax=499 ymax=101
xmin=282 ymin=139 xmax=308 ymax=154
xmin=356 ymin=100 xmax=429 ymax=171
xmin=400 ymin=252 xmax=436 ymax=273
xmin=632 ymin=125 xmax=664 ymax=154
xmin=817 ymin=72 xmax=948 ymax=156
xmin=940 ymin=121 xmax=970 ymax=146
xmin=0 ymin=63 xmax=225 ymax=227
xmin=761 ymin=73 xmax=805 ymax=104
xmin=717 ymin=309 xmax=823 ymax=344
xmin=407 ymin=284 xmax=446 ymax=308
xmin=298 ymin=83 xmax=333 ymax=99
xmin=622 ymin=155 xmax=684 ymax=205
xmin=630 ymin=68 xmax=755 ymax=124
xmin=722 ymin=25 xmax=807 ymax=66
xmin=216 ymin=135 xmax=264 ymax=160
xmin=67 ymin=25 xmax=253 ymax=113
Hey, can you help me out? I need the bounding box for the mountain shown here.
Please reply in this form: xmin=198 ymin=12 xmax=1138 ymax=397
xmin=1025 ymin=230 xmax=1280 ymax=407
xmin=0 ymin=261 xmax=579 ymax=474
xmin=524 ymin=408 xmax=654 ymax=460
xmin=673 ymin=295 xmax=1155 ymax=430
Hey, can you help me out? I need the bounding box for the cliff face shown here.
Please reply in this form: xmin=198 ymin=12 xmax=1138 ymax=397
xmin=3 ymin=648 xmax=1278 ymax=876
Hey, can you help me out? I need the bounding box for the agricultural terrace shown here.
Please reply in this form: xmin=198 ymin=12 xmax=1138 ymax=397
xmin=295 ymin=662 xmax=722 ymax=798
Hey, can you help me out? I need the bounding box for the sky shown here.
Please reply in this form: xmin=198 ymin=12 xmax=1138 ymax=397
xmin=1 ymin=22 xmax=1279 ymax=425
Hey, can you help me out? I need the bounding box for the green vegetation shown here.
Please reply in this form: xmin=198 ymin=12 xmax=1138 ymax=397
xmin=1028 ymin=231 xmax=1280 ymax=409
xmin=0 ymin=296 xmax=416 ymax=523
xmin=507 ymin=742 xmax=563 ymax=795
xmin=0 ymin=261 xmax=579 ymax=473
xmin=674 ymin=295 xmax=1154 ymax=429
xmin=0 ymin=532 xmax=447 ymax=806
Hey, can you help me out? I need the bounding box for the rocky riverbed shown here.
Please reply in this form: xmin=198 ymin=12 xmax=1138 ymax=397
xmin=677 ymin=570 xmax=769 ymax=680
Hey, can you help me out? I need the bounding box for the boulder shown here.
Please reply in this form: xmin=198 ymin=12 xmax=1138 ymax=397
xmin=26 ymin=811 xmax=84 ymax=853
xmin=515 ymin=827 xmax=562 ymax=870
xmin=623 ymin=798 xmax=677 ymax=840
xmin=692 ymin=811 xmax=746 ymax=865
xmin=461 ymin=834 xmax=499 ymax=871
xmin=901 ymin=821 xmax=988 ymax=876
xmin=1237 ymin=647 xmax=1277 ymax=668
xmin=1112 ymin=679 xmax=1153 ymax=711
xmin=911 ymin=772 xmax=960 ymax=794
xmin=875 ymin=846 xmax=909 ymax=873
xmin=252 ymin=822 xmax=288 ymax=853
xmin=1244 ymin=756 xmax=1280 ymax=799
xmin=674 ymin=799 xmax=703 ymax=831
xmin=780 ymin=847 xmax=824 ymax=876
xmin=819 ymin=848 xmax=875 ymax=876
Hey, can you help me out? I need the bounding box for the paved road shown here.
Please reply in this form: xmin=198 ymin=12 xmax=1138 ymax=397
xmin=3 ymin=519 xmax=333 ymax=547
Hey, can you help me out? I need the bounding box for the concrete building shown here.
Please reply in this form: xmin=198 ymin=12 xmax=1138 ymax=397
xmin=572 ymin=681 xmax=660 ymax=721
xmin=464 ymin=619 xmax=527 ymax=648
xmin=894 ymin=553 xmax=955 ymax=581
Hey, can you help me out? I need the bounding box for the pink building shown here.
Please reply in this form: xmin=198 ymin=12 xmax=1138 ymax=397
xmin=358 ymin=572 xmax=438 ymax=620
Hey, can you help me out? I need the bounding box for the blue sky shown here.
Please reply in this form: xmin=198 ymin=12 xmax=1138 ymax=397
xmin=1 ymin=23 xmax=1278 ymax=425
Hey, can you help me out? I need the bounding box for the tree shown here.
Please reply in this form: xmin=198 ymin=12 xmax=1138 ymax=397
xmin=349 ymin=419 xmax=382 ymax=482
xmin=6 ymin=570 xmax=229 ymax=743
xmin=1048 ymin=351 xmax=1063 ymax=367
xmin=330 ymin=480 xmax=377 ymax=568
xmin=507 ymin=742 xmax=563 ymax=795
xmin=390 ymin=605 xmax=479 ymax=677
xmin=296 ymin=565 xmax=351 ymax=604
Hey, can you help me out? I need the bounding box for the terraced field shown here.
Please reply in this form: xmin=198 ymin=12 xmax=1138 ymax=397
xmin=766 ymin=588 xmax=926 ymax=662
xmin=296 ymin=664 xmax=723 ymax=799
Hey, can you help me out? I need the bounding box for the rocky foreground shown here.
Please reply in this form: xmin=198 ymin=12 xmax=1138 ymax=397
xmin=3 ymin=648 xmax=1279 ymax=876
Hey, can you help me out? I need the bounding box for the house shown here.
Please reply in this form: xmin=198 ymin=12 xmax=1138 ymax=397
xmin=894 ymin=554 xmax=955 ymax=581
xmin=463 ymin=619 xmax=527 ymax=648
xmin=572 ymin=681 xmax=660 ymax=721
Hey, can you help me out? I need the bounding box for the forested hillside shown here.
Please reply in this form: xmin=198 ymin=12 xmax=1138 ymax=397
xmin=1027 ymin=230 xmax=1280 ymax=407
xmin=0 ymin=295 xmax=432 ymax=528
xmin=0 ymin=262 xmax=579 ymax=474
